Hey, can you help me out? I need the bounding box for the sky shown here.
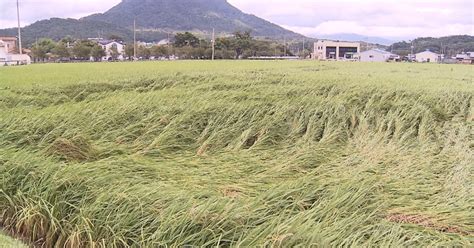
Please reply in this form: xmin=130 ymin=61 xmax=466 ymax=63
xmin=0 ymin=0 xmax=473 ymax=40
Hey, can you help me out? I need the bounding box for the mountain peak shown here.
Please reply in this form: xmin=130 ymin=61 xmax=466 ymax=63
xmin=0 ymin=0 xmax=303 ymax=46
xmin=84 ymin=0 xmax=302 ymax=38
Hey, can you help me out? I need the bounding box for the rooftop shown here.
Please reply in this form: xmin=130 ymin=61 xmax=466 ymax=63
xmin=361 ymin=49 xmax=393 ymax=55
xmin=97 ymin=40 xmax=124 ymax=45
xmin=416 ymin=50 xmax=440 ymax=55
xmin=316 ymin=39 xmax=360 ymax=44
xmin=0 ymin=36 xmax=17 ymax=41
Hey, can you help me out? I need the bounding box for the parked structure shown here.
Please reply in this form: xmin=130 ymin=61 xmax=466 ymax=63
xmin=415 ymin=50 xmax=441 ymax=63
xmin=312 ymin=40 xmax=360 ymax=61
xmin=0 ymin=36 xmax=18 ymax=53
xmin=357 ymin=49 xmax=399 ymax=62
xmin=97 ymin=40 xmax=125 ymax=61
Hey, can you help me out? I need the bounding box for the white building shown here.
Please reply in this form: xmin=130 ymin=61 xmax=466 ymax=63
xmin=357 ymin=49 xmax=399 ymax=62
xmin=157 ymin=39 xmax=171 ymax=46
xmin=454 ymin=52 xmax=474 ymax=64
xmin=0 ymin=40 xmax=31 ymax=66
xmin=0 ymin=40 xmax=7 ymax=63
xmin=313 ymin=40 xmax=360 ymax=61
xmin=415 ymin=51 xmax=441 ymax=63
xmin=98 ymin=40 xmax=125 ymax=61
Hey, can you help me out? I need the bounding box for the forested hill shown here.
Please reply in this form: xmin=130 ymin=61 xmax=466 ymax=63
xmin=83 ymin=0 xmax=301 ymax=39
xmin=0 ymin=18 xmax=136 ymax=46
xmin=0 ymin=0 xmax=302 ymax=46
xmin=388 ymin=35 xmax=474 ymax=56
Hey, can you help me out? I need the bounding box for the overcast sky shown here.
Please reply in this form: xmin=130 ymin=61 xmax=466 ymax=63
xmin=0 ymin=0 xmax=473 ymax=40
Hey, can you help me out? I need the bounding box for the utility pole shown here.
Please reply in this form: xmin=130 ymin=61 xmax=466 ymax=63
xmin=283 ymin=37 xmax=286 ymax=56
xmin=302 ymin=38 xmax=305 ymax=59
xmin=35 ymin=37 xmax=38 ymax=62
xmin=133 ymin=19 xmax=137 ymax=60
xmin=211 ymin=28 xmax=215 ymax=60
xmin=17 ymin=0 xmax=22 ymax=54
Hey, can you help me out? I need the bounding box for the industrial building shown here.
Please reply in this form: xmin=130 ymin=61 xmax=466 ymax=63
xmin=357 ymin=49 xmax=400 ymax=62
xmin=312 ymin=40 xmax=360 ymax=61
xmin=415 ymin=51 xmax=441 ymax=63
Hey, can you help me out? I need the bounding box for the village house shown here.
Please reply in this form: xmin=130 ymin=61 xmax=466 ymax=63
xmin=415 ymin=50 xmax=442 ymax=63
xmin=0 ymin=36 xmax=18 ymax=53
xmin=357 ymin=49 xmax=400 ymax=62
xmin=454 ymin=52 xmax=474 ymax=64
xmin=97 ymin=40 xmax=125 ymax=61
xmin=0 ymin=38 xmax=31 ymax=66
xmin=312 ymin=40 xmax=360 ymax=61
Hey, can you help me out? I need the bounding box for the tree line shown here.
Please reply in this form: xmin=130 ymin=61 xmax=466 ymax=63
xmin=29 ymin=31 xmax=312 ymax=62
xmin=31 ymin=37 xmax=108 ymax=62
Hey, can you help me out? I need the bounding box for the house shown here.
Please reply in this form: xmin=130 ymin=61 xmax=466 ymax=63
xmin=0 ymin=40 xmax=7 ymax=64
xmin=0 ymin=36 xmax=18 ymax=53
xmin=415 ymin=50 xmax=441 ymax=63
xmin=157 ymin=39 xmax=171 ymax=46
xmin=0 ymin=39 xmax=31 ymax=66
xmin=312 ymin=40 xmax=360 ymax=61
xmin=454 ymin=52 xmax=474 ymax=64
xmin=97 ymin=40 xmax=125 ymax=61
xmin=7 ymin=54 xmax=31 ymax=65
xmin=357 ymin=49 xmax=400 ymax=62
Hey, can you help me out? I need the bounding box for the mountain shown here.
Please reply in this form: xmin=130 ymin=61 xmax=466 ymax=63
xmin=84 ymin=0 xmax=301 ymax=38
xmin=315 ymin=33 xmax=397 ymax=46
xmin=388 ymin=35 xmax=474 ymax=56
xmin=0 ymin=18 xmax=134 ymax=46
xmin=0 ymin=0 xmax=303 ymax=46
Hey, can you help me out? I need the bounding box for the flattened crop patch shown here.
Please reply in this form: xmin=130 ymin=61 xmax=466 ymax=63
xmin=386 ymin=213 xmax=471 ymax=235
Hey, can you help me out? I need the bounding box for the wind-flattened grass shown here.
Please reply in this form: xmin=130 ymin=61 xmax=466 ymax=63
xmin=0 ymin=61 xmax=473 ymax=247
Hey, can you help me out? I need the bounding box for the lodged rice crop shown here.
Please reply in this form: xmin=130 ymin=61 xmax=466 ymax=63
xmin=0 ymin=61 xmax=473 ymax=247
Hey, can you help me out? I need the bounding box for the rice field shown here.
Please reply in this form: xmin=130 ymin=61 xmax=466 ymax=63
xmin=0 ymin=61 xmax=473 ymax=247
xmin=0 ymin=231 xmax=26 ymax=248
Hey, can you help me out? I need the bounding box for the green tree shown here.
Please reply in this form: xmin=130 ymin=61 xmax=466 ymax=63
xmin=110 ymin=45 xmax=120 ymax=60
xmin=52 ymin=42 xmax=71 ymax=60
xmin=137 ymin=45 xmax=151 ymax=59
xmin=60 ymin=36 xmax=74 ymax=45
xmin=91 ymin=44 xmax=106 ymax=61
xmin=232 ymin=31 xmax=252 ymax=59
xmin=72 ymin=40 xmax=94 ymax=60
xmin=174 ymin=32 xmax=200 ymax=47
xmin=31 ymin=38 xmax=56 ymax=62
xmin=124 ymin=44 xmax=135 ymax=60
xmin=150 ymin=45 xmax=171 ymax=58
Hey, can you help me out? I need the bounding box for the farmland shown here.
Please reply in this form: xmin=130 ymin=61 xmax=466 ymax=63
xmin=0 ymin=231 xmax=26 ymax=248
xmin=0 ymin=61 xmax=473 ymax=247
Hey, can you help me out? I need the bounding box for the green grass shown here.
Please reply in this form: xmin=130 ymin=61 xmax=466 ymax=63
xmin=0 ymin=61 xmax=473 ymax=247
xmin=0 ymin=232 xmax=26 ymax=248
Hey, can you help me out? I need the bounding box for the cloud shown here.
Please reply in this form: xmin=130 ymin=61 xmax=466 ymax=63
xmin=229 ymin=0 xmax=474 ymax=39
xmin=1 ymin=0 xmax=473 ymax=39
xmin=0 ymin=0 xmax=120 ymax=28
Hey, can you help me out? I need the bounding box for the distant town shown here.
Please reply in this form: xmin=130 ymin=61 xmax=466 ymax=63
xmin=1 ymin=33 xmax=473 ymax=67
xmin=1 ymin=0 xmax=472 ymax=67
